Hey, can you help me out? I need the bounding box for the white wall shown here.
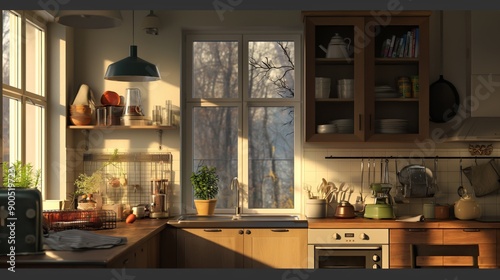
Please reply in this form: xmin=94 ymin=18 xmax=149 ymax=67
xmin=67 ymin=10 xmax=500 ymax=218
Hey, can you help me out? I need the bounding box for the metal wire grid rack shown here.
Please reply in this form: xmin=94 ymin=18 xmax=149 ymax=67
xmin=81 ymin=152 xmax=173 ymax=207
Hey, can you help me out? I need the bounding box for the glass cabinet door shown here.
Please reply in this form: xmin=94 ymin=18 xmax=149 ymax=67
xmin=304 ymin=16 xmax=366 ymax=142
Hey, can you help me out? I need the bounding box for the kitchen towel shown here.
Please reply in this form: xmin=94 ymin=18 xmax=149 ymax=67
xmin=43 ymin=229 xmax=127 ymax=250
xmin=463 ymin=159 xmax=500 ymax=197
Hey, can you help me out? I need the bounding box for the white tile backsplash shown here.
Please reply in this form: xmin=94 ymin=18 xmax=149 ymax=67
xmin=303 ymin=148 xmax=500 ymax=218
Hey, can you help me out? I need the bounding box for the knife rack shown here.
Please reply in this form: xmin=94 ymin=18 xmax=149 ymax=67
xmin=82 ymin=152 xmax=173 ymax=208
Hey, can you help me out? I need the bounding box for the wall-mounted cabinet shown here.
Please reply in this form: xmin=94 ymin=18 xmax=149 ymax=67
xmin=303 ymin=11 xmax=430 ymax=142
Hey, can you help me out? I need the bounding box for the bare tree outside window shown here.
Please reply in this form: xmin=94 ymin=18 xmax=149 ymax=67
xmin=188 ymin=35 xmax=298 ymax=211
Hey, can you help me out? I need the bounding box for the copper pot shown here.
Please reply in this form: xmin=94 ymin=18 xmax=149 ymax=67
xmin=334 ymin=201 xmax=356 ymax=218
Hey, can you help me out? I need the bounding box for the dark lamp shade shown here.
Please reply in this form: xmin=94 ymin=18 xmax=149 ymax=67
xmin=104 ymin=45 xmax=161 ymax=82
xmin=55 ymin=10 xmax=122 ymax=29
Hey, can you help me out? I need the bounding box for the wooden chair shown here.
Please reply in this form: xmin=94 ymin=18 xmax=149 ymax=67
xmin=410 ymin=244 xmax=479 ymax=268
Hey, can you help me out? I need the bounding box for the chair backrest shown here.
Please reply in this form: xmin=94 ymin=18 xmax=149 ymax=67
xmin=410 ymin=244 xmax=479 ymax=268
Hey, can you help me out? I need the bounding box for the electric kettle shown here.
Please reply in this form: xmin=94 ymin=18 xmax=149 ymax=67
xmin=319 ymin=33 xmax=352 ymax=58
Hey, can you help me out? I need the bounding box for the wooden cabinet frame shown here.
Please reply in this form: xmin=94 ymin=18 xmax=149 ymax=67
xmin=303 ymin=11 xmax=431 ymax=143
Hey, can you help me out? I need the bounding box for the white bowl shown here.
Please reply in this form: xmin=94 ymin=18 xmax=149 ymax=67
xmin=317 ymin=124 xmax=337 ymax=134
xmin=315 ymin=77 xmax=331 ymax=98
xmin=337 ymin=86 xmax=354 ymax=99
xmin=338 ymin=79 xmax=354 ymax=85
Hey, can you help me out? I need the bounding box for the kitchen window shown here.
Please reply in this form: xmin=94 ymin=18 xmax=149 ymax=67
xmin=2 ymin=10 xmax=47 ymax=194
xmin=184 ymin=33 xmax=302 ymax=213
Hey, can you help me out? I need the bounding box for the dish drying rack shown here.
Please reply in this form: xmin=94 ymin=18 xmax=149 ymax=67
xmin=82 ymin=152 xmax=173 ymax=208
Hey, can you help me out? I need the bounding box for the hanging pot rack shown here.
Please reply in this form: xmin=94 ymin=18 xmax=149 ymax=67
xmin=325 ymin=155 xmax=500 ymax=160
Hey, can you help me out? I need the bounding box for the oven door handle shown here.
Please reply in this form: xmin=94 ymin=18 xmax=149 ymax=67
xmin=315 ymin=246 xmax=382 ymax=250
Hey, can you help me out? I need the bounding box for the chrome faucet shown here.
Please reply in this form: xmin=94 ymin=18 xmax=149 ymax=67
xmin=230 ymin=177 xmax=241 ymax=217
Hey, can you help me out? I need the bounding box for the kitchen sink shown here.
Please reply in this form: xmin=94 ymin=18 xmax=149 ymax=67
xmin=174 ymin=214 xmax=300 ymax=222
xmin=167 ymin=213 xmax=307 ymax=228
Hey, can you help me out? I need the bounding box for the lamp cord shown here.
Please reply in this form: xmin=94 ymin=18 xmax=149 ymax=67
xmin=132 ymin=10 xmax=135 ymax=45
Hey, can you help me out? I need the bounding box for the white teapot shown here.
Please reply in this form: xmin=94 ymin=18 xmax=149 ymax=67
xmin=319 ymin=33 xmax=352 ymax=58
xmin=454 ymin=194 xmax=481 ymax=220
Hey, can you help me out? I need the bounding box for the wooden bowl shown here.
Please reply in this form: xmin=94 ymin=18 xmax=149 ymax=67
xmin=70 ymin=115 xmax=92 ymax=126
xmin=70 ymin=105 xmax=92 ymax=115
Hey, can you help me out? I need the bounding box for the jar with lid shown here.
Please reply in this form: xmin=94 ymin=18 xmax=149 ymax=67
xmin=397 ymin=76 xmax=411 ymax=98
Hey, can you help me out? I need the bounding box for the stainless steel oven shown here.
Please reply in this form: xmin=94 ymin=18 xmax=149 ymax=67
xmin=308 ymin=228 xmax=389 ymax=269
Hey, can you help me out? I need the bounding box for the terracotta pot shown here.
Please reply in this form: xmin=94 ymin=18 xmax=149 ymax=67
xmin=434 ymin=204 xmax=450 ymax=219
xmin=194 ymin=199 xmax=217 ymax=215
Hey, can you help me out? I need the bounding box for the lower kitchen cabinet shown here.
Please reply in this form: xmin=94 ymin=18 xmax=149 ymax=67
xmin=389 ymin=228 xmax=497 ymax=268
xmin=389 ymin=229 xmax=443 ymax=268
xmin=443 ymin=229 xmax=496 ymax=268
xmin=108 ymin=233 xmax=161 ymax=268
xmin=176 ymin=228 xmax=307 ymax=268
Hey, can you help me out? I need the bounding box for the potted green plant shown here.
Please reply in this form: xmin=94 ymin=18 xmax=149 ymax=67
xmin=190 ymin=164 xmax=220 ymax=215
xmin=2 ymin=160 xmax=41 ymax=188
xmin=72 ymin=170 xmax=104 ymax=210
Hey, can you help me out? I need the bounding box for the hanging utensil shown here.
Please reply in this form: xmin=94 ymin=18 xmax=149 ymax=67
xmin=359 ymin=159 xmax=364 ymax=202
xmin=430 ymin=157 xmax=439 ymax=196
xmin=393 ymin=158 xmax=405 ymax=203
xmin=429 ymin=10 xmax=460 ymax=123
xmin=457 ymin=159 xmax=467 ymax=198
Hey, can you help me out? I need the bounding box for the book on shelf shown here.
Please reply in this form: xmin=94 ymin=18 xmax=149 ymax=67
xmin=398 ymin=35 xmax=406 ymax=58
xmin=414 ymin=27 xmax=419 ymax=58
xmin=392 ymin=37 xmax=401 ymax=58
xmin=383 ymin=38 xmax=391 ymax=57
xmin=387 ymin=35 xmax=396 ymax=57
xmin=379 ymin=27 xmax=419 ymax=58
xmin=405 ymin=30 xmax=412 ymax=57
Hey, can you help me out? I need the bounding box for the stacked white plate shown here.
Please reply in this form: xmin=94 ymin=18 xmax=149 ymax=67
xmin=317 ymin=124 xmax=337 ymax=134
xmin=329 ymin=119 xmax=354 ymax=133
xmin=375 ymin=85 xmax=400 ymax=98
xmin=375 ymin=119 xmax=408 ymax=134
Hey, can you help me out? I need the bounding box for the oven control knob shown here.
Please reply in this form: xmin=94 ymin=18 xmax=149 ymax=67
xmin=333 ymin=233 xmax=341 ymax=240
xmin=359 ymin=233 xmax=368 ymax=240
xmin=372 ymin=254 xmax=380 ymax=262
xmin=372 ymin=264 xmax=380 ymax=269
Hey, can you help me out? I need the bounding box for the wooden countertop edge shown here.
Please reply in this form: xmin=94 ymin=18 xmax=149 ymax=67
xmin=0 ymin=219 xmax=169 ymax=268
xmin=307 ymin=218 xmax=500 ymax=229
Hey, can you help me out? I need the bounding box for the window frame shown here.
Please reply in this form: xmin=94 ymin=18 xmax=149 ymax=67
xmin=2 ymin=10 xmax=47 ymax=195
xmin=183 ymin=31 xmax=303 ymax=214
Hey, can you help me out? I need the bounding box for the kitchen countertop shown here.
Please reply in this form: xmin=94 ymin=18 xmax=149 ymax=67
xmin=0 ymin=218 xmax=169 ymax=268
xmin=3 ymin=214 xmax=500 ymax=268
xmin=307 ymin=216 xmax=500 ymax=229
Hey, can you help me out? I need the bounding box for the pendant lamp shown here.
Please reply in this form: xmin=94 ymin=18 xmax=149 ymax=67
xmin=104 ymin=10 xmax=161 ymax=82
xmin=55 ymin=10 xmax=122 ymax=29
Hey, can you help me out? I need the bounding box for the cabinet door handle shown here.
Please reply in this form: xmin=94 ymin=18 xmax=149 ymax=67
xmin=246 ymin=230 xmax=251 ymax=235
xmin=463 ymin=228 xmax=480 ymax=232
xmin=203 ymin=229 xmax=222 ymax=232
xmin=238 ymin=230 xmax=244 ymax=235
xmin=271 ymin=229 xmax=289 ymax=232
xmin=369 ymin=114 xmax=372 ymax=131
xmin=358 ymin=114 xmax=362 ymax=131
xmin=407 ymin=228 xmax=427 ymax=232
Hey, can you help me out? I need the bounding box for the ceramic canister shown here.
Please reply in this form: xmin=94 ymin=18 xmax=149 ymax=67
xmin=305 ymin=199 xmax=326 ymax=218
